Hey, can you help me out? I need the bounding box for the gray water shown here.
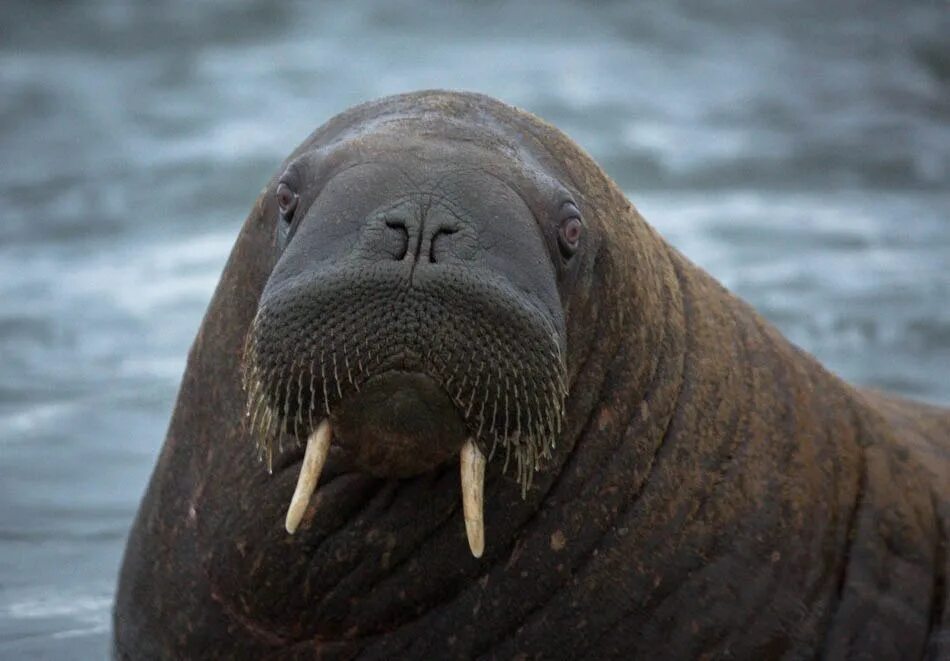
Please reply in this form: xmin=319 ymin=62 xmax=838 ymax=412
xmin=1 ymin=1 xmax=947 ymax=657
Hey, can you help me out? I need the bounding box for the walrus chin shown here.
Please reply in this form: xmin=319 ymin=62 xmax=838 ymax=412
xmin=253 ymin=366 xmax=489 ymax=556
xmin=277 ymin=420 xmax=486 ymax=557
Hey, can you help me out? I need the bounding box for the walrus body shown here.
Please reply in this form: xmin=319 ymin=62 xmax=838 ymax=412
xmin=114 ymin=91 xmax=949 ymax=659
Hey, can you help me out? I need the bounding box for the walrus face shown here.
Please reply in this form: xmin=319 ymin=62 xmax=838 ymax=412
xmin=242 ymin=133 xmax=579 ymax=553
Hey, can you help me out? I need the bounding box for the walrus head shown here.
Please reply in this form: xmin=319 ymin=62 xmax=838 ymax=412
xmin=240 ymin=114 xmax=587 ymax=554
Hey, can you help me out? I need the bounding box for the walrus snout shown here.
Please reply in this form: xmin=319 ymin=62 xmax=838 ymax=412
xmin=243 ymin=265 xmax=566 ymax=480
xmin=330 ymin=370 xmax=469 ymax=478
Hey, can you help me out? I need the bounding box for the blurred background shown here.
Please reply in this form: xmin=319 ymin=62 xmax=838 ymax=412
xmin=0 ymin=0 xmax=947 ymax=657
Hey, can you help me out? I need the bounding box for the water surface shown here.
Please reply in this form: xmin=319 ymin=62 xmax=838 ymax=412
xmin=1 ymin=1 xmax=947 ymax=657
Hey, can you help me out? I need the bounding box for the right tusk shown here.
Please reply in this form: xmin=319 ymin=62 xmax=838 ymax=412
xmin=285 ymin=419 xmax=332 ymax=534
xmin=460 ymin=438 xmax=486 ymax=558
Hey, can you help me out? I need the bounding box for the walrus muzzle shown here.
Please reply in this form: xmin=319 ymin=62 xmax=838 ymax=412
xmin=242 ymin=246 xmax=566 ymax=555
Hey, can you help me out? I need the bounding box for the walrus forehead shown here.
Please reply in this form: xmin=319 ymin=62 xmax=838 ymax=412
xmin=285 ymin=128 xmax=567 ymax=220
xmin=298 ymin=104 xmax=537 ymax=168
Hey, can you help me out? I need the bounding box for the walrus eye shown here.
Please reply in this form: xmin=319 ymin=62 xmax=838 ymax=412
xmin=558 ymin=216 xmax=582 ymax=258
xmin=276 ymin=182 xmax=298 ymax=221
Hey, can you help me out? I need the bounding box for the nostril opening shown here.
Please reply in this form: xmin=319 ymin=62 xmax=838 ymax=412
xmin=385 ymin=219 xmax=410 ymax=260
xmin=429 ymin=227 xmax=458 ymax=263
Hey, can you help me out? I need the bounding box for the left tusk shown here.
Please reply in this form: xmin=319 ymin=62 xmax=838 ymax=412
xmin=460 ymin=438 xmax=486 ymax=558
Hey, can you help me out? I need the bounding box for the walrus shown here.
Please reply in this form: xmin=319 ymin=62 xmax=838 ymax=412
xmin=114 ymin=90 xmax=949 ymax=659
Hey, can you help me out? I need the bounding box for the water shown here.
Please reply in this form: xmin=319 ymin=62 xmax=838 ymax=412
xmin=0 ymin=1 xmax=947 ymax=657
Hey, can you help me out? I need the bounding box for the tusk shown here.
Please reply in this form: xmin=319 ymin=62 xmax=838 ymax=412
xmin=285 ymin=419 xmax=332 ymax=534
xmin=460 ymin=438 xmax=486 ymax=558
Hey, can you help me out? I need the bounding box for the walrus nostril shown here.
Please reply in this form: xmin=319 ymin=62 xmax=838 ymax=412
xmin=384 ymin=218 xmax=409 ymax=260
xmin=429 ymin=226 xmax=458 ymax=263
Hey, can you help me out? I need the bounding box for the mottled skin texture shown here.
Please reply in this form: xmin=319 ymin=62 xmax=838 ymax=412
xmin=114 ymin=91 xmax=949 ymax=659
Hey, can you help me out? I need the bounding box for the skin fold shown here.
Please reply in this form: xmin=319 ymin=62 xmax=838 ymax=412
xmin=114 ymin=91 xmax=949 ymax=660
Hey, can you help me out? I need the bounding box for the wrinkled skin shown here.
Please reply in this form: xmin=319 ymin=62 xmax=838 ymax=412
xmin=114 ymin=91 xmax=949 ymax=660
